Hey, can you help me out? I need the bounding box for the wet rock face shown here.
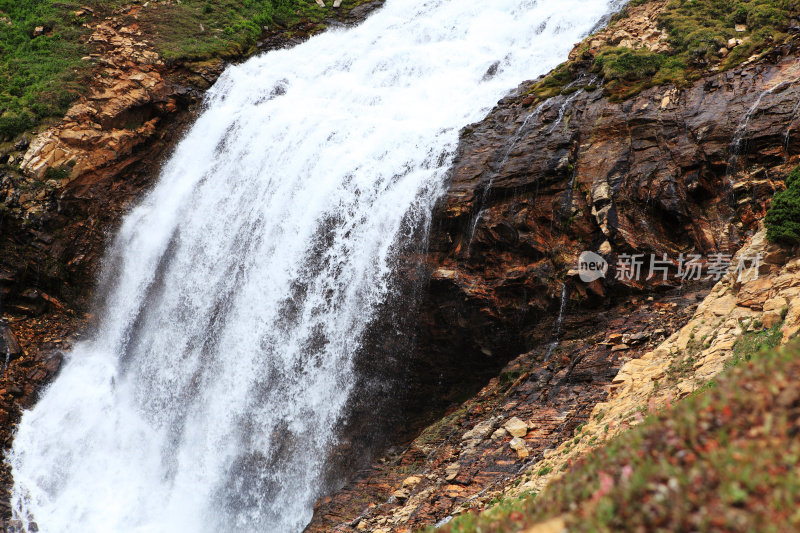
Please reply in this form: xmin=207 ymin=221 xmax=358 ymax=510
xmin=411 ymin=50 xmax=800 ymax=400
xmin=307 ymin=45 xmax=800 ymax=533
xmin=307 ymin=286 xmax=705 ymax=532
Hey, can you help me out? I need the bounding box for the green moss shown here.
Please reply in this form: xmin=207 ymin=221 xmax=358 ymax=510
xmin=523 ymin=0 xmax=798 ymax=106
xmin=594 ymin=47 xmax=666 ymax=80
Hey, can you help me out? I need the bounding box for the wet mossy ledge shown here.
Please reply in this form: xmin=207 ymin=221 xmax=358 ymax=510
xmin=524 ymin=0 xmax=800 ymax=105
xmin=0 ymin=0 xmax=377 ymax=142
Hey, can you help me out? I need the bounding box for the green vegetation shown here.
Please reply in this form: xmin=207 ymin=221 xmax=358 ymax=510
xmin=435 ymin=337 xmax=800 ymax=533
xmin=526 ymin=0 xmax=800 ymax=103
xmin=766 ymin=164 xmax=800 ymax=245
xmin=660 ymin=0 xmax=796 ymax=67
xmin=129 ymin=0 xmax=373 ymax=62
xmin=0 ymin=0 xmax=368 ymax=141
xmin=43 ymin=165 xmax=71 ymax=181
xmin=0 ymin=0 xmax=96 ymax=140
xmin=415 ymin=404 xmax=469 ymax=448
xmin=727 ymin=322 xmax=784 ymax=367
xmin=594 ymin=47 xmax=666 ymax=81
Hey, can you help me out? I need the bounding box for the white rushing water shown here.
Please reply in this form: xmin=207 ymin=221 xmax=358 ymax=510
xmin=8 ymin=0 xmax=622 ymax=531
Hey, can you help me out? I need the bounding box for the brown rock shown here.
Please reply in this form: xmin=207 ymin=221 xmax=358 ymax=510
xmin=509 ymin=437 xmax=529 ymax=459
xmin=0 ymin=325 xmax=22 ymax=362
xmin=737 ymin=278 xmax=772 ymax=308
xmin=504 ymin=417 xmax=528 ymax=438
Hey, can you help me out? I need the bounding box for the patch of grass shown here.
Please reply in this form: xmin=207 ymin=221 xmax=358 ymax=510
xmin=43 ymin=165 xmax=71 ymax=181
xmin=766 ymin=163 xmax=800 ymax=245
xmin=435 ymin=339 xmax=800 ymax=533
xmin=0 ymin=0 xmax=101 ymax=140
xmin=499 ymin=370 xmax=523 ymax=385
xmin=594 ymin=47 xmax=666 ymax=81
xmin=727 ymin=322 xmax=784 ymax=368
xmin=415 ymin=404 xmax=468 ymax=448
xmin=524 ymin=0 xmax=798 ymax=104
xmin=525 ymin=63 xmax=576 ymax=100
xmin=130 ymin=0 xmax=372 ymax=62
xmin=537 ymin=465 xmax=553 ymax=476
xmin=0 ymin=0 xmax=370 ymax=142
xmin=665 ymin=344 xmax=699 ymax=383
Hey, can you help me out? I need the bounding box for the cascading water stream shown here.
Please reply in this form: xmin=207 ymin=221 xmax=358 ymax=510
xmin=728 ymin=76 xmax=798 ymax=178
xmin=544 ymin=284 xmax=568 ymax=362
xmin=8 ymin=1 xmax=624 ymax=532
xmin=783 ymin=97 xmax=800 ymax=160
xmin=465 ymin=72 xmax=593 ymax=254
xmin=464 ymin=103 xmax=545 ymax=254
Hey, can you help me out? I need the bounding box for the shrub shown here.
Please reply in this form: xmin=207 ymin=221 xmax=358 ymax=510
xmin=766 ymin=165 xmax=800 ymax=245
xmin=44 ymin=166 xmax=72 ymax=181
xmin=594 ymin=48 xmax=666 ymax=81
xmin=0 ymin=111 xmax=33 ymax=140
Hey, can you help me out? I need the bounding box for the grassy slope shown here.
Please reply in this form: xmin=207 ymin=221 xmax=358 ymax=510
xmin=0 ymin=0 xmax=94 ymax=140
xmin=530 ymin=0 xmax=800 ymax=102
xmin=434 ymin=327 xmax=800 ymax=533
xmin=0 ymin=0 xmax=369 ymax=141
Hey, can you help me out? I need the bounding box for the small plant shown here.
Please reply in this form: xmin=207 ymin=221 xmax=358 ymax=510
xmin=594 ymin=47 xmax=666 ymax=81
xmin=43 ymin=166 xmax=71 ymax=181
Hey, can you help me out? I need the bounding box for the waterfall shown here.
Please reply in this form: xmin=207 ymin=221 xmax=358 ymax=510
xmin=7 ymin=0 xmax=622 ymax=531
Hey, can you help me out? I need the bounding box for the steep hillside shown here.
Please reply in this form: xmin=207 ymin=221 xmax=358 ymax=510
xmin=439 ymin=336 xmax=800 ymax=532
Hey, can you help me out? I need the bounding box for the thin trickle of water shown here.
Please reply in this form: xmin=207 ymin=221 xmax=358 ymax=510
xmin=466 ymin=102 xmax=546 ymax=254
xmin=783 ymin=98 xmax=800 ymax=160
xmin=8 ymin=1 xmax=623 ymax=532
xmin=547 ymin=89 xmax=582 ymax=133
xmin=469 ymin=73 xmax=593 ymax=251
xmin=544 ymin=284 xmax=568 ymax=361
xmin=728 ymin=78 xmax=796 ymax=176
